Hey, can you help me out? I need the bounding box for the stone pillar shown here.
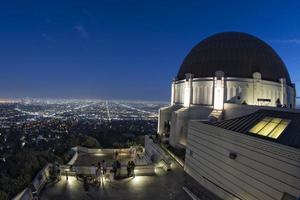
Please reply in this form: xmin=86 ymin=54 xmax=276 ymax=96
xmin=157 ymin=109 xmax=162 ymax=135
xmin=291 ymin=83 xmax=296 ymax=108
xmin=171 ymin=79 xmax=176 ymax=106
xmin=253 ymin=72 xmax=262 ymax=105
xmin=279 ymin=78 xmax=287 ymax=107
xmin=213 ymin=71 xmax=225 ymax=110
xmin=184 ymin=73 xmax=193 ymax=107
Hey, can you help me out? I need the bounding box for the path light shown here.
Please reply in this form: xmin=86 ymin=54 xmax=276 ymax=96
xmin=131 ymin=176 xmax=143 ymax=185
xmin=66 ymin=176 xmax=76 ymax=186
xmin=95 ymin=153 xmax=105 ymax=156
xmin=65 ymin=168 xmax=70 ymax=180
xmin=130 ymin=176 xmax=152 ymax=186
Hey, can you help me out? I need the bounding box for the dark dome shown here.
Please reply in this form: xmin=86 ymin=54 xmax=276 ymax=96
xmin=177 ymin=32 xmax=292 ymax=85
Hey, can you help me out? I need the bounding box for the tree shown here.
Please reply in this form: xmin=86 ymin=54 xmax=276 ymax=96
xmin=81 ymin=136 xmax=100 ymax=148
xmin=0 ymin=190 xmax=8 ymax=200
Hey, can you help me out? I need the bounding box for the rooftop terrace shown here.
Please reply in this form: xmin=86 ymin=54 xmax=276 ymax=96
xmin=39 ymin=162 xmax=190 ymax=200
xmin=13 ymin=138 xmax=191 ymax=200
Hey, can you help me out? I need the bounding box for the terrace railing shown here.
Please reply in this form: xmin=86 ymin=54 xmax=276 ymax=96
xmin=12 ymin=164 xmax=52 ymax=200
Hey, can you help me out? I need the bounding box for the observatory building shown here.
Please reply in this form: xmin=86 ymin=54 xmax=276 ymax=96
xmin=158 ymin=32 xmax=296 ymax=148
xmin=158 ymin=32 xmax=300 ymax=200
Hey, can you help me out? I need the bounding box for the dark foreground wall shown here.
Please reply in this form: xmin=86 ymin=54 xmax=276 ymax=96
xmin=184 ymin=172 xmax=221 ymax=200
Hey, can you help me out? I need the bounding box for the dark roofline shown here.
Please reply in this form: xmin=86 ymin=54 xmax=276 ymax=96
xmin=177 ymin=32 xmax=292 ymax=86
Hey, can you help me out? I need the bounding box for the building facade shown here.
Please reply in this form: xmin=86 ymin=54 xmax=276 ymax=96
xmin=158 ymin=32 xmax=296 ymax=148
xmin=184 ymin=116 xmax=300 ymax=200
xmin=157 ymin=32 xmax=300 ymax=200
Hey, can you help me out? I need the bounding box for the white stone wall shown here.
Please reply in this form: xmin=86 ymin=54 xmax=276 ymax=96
xmin=174 ymin=81 xmax=185 ymax=104
xmin=169 ymin=107 xmax=190 ymax=147
xmin=226 ymin=77 xmax=290 ymax=107
xmin=185 ymin=121 xmax=300 ymax=200
xmin=160 ymin=75 xmax=296 ymax=148
xmin=144 ymin=136 xmax=172 ymax=169
xmin=157 ymin=105 xmax=182 ymax=135
xmin=192 ymin=79 xmax=214 ymax=105
xmin=287 ymin=85 xmax=296 ymax=108
xmin=169 ymin=106 xmax=213 ymax=147
xmin=173 ymin=77 xmax=295 ymax=108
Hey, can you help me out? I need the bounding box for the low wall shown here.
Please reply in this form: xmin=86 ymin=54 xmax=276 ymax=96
xmin=144 ymin=136 xmax=172 ymax=170
xmin=133 ymin=165 xmax=155 ymax=176
xmin=12 ymin=189 xmax=33 ymax=200
xmin=12 ymin=164 xmax=51 ymax=200
xmin=67 ymin=149 xmax=78 ymax=165
xmin=73 ymin=146 xmax=140 ymax=155
xmin=72 ymin=165 xmax=155 ymax=177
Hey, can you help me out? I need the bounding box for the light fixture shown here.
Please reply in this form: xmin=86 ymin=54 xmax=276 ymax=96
xmin=213 ymin=71 xmax=225 ymax=110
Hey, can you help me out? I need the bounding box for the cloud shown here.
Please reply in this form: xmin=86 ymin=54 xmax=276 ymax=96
xmin=41 ymin=33 xmax=56 ymax=42
xmin=74 ymin=24 xmax=89 ymax=39
xmin=82 ymin=9 xmax=92 ymax=18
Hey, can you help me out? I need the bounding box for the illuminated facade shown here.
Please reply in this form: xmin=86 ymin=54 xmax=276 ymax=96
xmin=157 ymin=32 xmax=300 ymax=200
xmin=158 ymin=32 xmax=296 ymax=148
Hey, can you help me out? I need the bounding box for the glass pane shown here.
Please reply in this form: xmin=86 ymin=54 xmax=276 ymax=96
xmin=262 ymin=117 xmax=272 ymax=122
xmin=248 ymin=117 xmax=290 ymax=139
xmin=249 ymin=121 xmax=268 ymax=133
xmin=268 ymin=124 xmax=288 ymax=139
xmin=258 ymin=122 xmax=278 ymax=136
xmin=271 ymin=118 xmax=282 ymax=123
xmin=281 ymin=120 xmax=290 ymax=125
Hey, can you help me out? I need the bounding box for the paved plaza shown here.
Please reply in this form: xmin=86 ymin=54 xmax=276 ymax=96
xmin=40 ymin=163 xmax=191 ymax=200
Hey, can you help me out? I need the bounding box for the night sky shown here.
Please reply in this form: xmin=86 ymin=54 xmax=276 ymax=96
xmin=0 ymin=1 xmax=299 ymax=101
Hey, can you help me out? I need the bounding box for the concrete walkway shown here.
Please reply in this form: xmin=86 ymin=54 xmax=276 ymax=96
xmin=39 ymin=163 xmax=191 ymax=200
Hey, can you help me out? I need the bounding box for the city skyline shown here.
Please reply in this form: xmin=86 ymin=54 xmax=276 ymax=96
xmin=0 ymin=1 xmax=300 ymax=100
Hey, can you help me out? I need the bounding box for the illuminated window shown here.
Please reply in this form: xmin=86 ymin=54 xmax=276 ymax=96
xmin=249 ymin=117 xmax=290 ymax=139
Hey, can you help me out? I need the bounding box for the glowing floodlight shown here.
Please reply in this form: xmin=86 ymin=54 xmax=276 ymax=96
xmin=171 ymin=80 xmax=175 ymax=105
xmin=213 ymin=71 xmax=225 ymax=110
xmin=184 ymin=73 xmax=193 ymax=107
xmin=131 ymin=176 xmax=143 ymax=185
xmin=66 ymin=176 xmax=76 ymax=186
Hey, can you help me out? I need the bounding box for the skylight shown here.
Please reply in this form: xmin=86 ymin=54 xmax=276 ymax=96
xmin=249 ymin=117 xmax=290 ymax=139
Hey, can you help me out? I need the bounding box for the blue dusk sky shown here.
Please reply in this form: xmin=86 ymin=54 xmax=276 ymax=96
xmin=0 ymin=0 xmax=299 ymax=101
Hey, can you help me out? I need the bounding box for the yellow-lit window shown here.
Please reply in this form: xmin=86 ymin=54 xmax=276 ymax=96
xmin=248 ymin=120 xmax=269 ymax=133
xmin=249 ymin=117 xmax=290 ymax=139
xmin=248 ymin=117 xmax=271 ymax=133
xmin=268 ymin=120 xmax=290 ymax=139
xmin=259 ymin=121 xmax=279 ymax=136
